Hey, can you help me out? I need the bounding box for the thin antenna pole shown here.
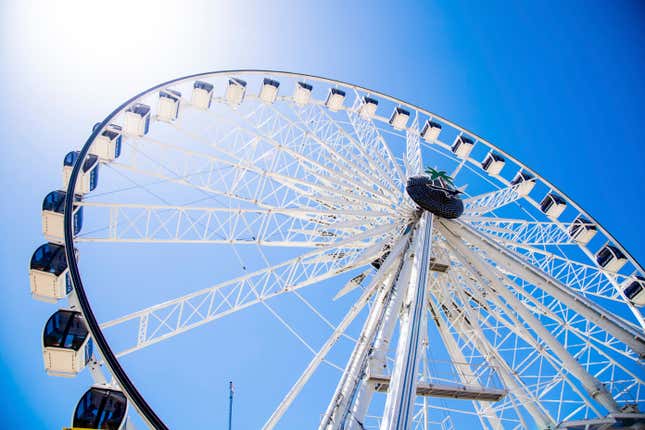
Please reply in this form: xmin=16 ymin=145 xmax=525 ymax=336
xmin=228 ymin=381 xmax=234 ymax=430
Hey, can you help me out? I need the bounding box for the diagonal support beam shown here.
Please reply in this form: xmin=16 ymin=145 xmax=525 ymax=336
xmin=463 ymin=184 xmax=524 ymax=217
xmin=444 ymin=219 xmax=645 ymax=358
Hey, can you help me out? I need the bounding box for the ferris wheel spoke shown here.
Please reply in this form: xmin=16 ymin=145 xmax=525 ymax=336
xmin=442 ymin=219 xmax=645 ymax=358
xmin=74 ymin=201 xmax=392 ymax=246
xmin=291 ymin=103 xmax=384 ymax=182
xmin=125 ymin=135 xmax=396 ymax=212
xmin=462 ymin=183 xmax=526 ymax=217
xmin=462 ymin=217 xmax=578 ymax=246
xmin=240 ymin=100 xmax=403 ymax=204
xmin=346 ymin=97 xmax=407 ymax=190
xmin=404 ymin=114 xmax=423 ymax=178
xmin=101 ymin=223 xmax=403 ymax=356
xmin=176 ymin=107 xmax=399 ymax=207
xmin=296 ymin=103 xmax=403 ymax=199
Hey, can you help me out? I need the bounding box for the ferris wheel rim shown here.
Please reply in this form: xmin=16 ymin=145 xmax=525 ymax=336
xmin=61 ymin=69 xmax=644 ymax=429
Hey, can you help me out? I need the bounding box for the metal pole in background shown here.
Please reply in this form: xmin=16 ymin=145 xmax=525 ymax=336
xmin=228 ymin=381 xmax=234 ymax=430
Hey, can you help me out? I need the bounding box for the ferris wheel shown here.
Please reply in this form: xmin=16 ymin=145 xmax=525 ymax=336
xmin=29 ymin=70 xmax=645 ymax=430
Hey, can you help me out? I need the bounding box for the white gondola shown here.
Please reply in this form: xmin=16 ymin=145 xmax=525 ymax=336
xmin=191 ymin=80 xmax=214 ymax=110
xmin=73 ymin=386 xmax=128 ymax=430
xmin=622 ymin=276 xmax=645 ymax=306
xmin=568 ymin=216 xmax=597 ymax=245
xmin=259 ymin=78 xmax=280 ymax=103
xmin=540 ymin=193 xmax=566 ymax=219
xmin=325 ymin=88 xmax=346 ymax=111
xmin=510 ymin=171 xmax=535 ymax=196
xmin=389 ymin=107 xmax=410 ymax=130
xmin=359 ymin=96 xmax=378 ymax=119
xmin=225 ymin=78 xmax=247 ymax=106
xmin=451 ymin=135 xmax=474 ymax=158
xmin=157 ymin=89 xmax=181 ymax=122
xmin=481 ymin=152 xmax=505 ymax=176
xmin=596 ymin=244 xmax=627 ymax=273
xmin=124 ymin=103 xmax=151 ymax=137
xmin=42 ymin=190 xmax=83 ymax=245
xmin=293 ymin=81 xmax=312 ymax=106
xmin=29 ymin=243 xmax=73 ymax=302
xmin=420 ymin=120 xmax=442 ymax=142
xmin=62 ymin=151 xmax=99 ymax=195
xmin=42 ymin=310 xmax=92 ymax=377
xmin=90 ymin=123 xmax=122 ymax=162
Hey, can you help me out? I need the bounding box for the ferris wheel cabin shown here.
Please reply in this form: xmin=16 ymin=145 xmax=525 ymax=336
xmin=596 ymin=244 xmax=627 ymax=273
xmin=42 ymin=190 xmax=83 ymax=244
xmin=29 ymin=243 xmax=72 ymax=302
xmin=510 ymin=171 xmax=536 ymax=196
xmin=191 ymin=80 xmax=214 ymax=110
xmin=124 ymin=103 xmax=151 ymax=137
xmin=225 ymin=78 xmax=247 ymax=106
xmin=259 ymin=78 xmax=280 ymax=103
xmin=482 ymin=152 xmax=505 ymax=176
xmin=568 ymin=216 xmax=598 ymax=245
xmin=359 ymin=96 xmax=379 ymax=119
xmin=326 ymin=88 xmax=346 ymax=111
xmin=389 ymin=107 xmax=410 ymax=130
xmin=157 ymin=89 xmax=182 ymax=122
xmin=421 ymin=120 xmax=442 ymax=142
xmin=63 ymin=151 xmax=99 ymax=195
xmin=451 ymin=135 xmax=474 ymax=158
xmin=73 ymin=386 xmax=128 ymax=430
xmin=293 ymin=81 xmax=313 ymax=106
xmin=540 ymin=193 xmax=567 ymax=219
xmin=90 ymin=123 xmax=122 ymax=162
xmin=43 ymin=309 xmax=92 ymax=377
xmin=622 ymin=276 xmax=645 ymax=307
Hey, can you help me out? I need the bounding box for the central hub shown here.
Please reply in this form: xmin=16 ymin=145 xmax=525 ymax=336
xmin=406 ymin=169 xmax=464 ymax=219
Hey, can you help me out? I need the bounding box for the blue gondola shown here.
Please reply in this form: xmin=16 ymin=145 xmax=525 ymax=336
xmin=91 ymin=123 xmax=122 ymax=161
xmin=63 ymin=151 xmax=99 ymax=194
xmin=73 ymin=386 xmax=128 ymax=430
xmin=191 ymin=80 xmax=214 ymax=110
xmin=29 ymin=243 xmax=72 ymax=302
xmin=42 ymin=190 xmax=83 ymax=244
xmin=124 ymin=103 xmax=151 ymax=136
xmin=43 ymin=309 xmax=92 ymax=376
xmin=158 ymin=89 xmax=182 ymax=122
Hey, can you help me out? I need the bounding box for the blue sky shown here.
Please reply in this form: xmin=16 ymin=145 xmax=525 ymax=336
xmin=1 ymin=1 xmax=644 ymax=428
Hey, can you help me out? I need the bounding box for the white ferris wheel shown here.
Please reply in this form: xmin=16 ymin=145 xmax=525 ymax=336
xmin=29 ymin=70 xmax=645 ymax=430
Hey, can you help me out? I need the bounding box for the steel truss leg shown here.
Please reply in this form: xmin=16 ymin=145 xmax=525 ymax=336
xmin=440 ymin=221 xmax=620 ymax=414
xmin=380 ymin=212 xmax=434 ymax=430
xmin=319 ymin=234 xmax=411 ymax=430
